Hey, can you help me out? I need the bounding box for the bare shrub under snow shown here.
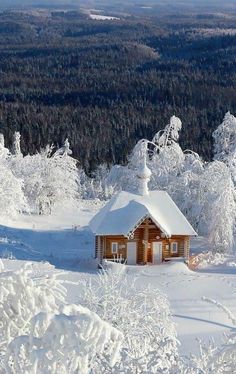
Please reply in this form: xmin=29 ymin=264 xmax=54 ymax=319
xmin=81 ymin=269 xmax=179 ymax=373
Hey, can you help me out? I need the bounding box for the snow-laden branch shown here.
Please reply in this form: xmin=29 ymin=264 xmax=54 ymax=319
xmin=202 ymin=296 xmax=236 ymax=326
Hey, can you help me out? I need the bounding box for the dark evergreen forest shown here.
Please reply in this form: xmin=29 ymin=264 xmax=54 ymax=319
xmin=0 ymin=9 xmax=236 ymax=172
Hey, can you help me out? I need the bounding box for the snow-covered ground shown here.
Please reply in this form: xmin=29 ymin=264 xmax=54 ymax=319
xmin=1 ymin=203 xmax=236 ymax=357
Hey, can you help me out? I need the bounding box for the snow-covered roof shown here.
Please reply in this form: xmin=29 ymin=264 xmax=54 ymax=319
xmin=89 ymin=190 xmax=197 ymax=237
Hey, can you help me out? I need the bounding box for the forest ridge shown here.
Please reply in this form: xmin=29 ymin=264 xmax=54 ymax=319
xmin=0 ymin=7 xmax=236 ymax=171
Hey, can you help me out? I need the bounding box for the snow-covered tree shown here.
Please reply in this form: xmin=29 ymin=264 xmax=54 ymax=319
xmin=150 ymin=116 xmax=184 ymax=190
xmin=8 ymin=151 xmax=44 ymax=213
xmin=0 ymin=133 xmax=10 ymax=160
xmin=81 ymin=269 xmax=178 ymax=373
xmin=37 ymin=140 xmax=81 ymax=214
xmin=124 ymin=139 xmax=151 ymax=193
xmin=89 ymin=163 xmax=115 ymax=200
xmin=213 ymin=111 xmax=236 ymax=182
xmin=53 ymin=137 xmax=72 ymax=157
xmin=0 ymin=164 xmax=27 ymax=217
xmin=168 ymin=151 xmax=204 ymax=228
xmin=198 ymin=161 xmax=235 ymax=252
xmin=10 ymin=140 xmax=81 ymax=215
xmin=152 ymin=115 xmax=182 ymax=148
xmin=12 ymin=131 xmax=22 ymax=157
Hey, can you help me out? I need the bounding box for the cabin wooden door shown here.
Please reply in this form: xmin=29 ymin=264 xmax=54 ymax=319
xmin=152 ymin=242 xmax=163 ymax=264
xmin=127 ymin=242 xmax=137 ymax=265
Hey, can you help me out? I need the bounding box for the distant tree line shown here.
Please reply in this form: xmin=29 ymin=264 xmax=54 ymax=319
xmin=0 ymin=11 xmax=235 ymax=172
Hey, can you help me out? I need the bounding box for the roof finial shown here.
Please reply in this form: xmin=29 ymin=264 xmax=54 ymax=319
xmin=137 ymin=141 xmax=152 ymax=196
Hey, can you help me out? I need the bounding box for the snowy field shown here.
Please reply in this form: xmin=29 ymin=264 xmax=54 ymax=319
xmin=1 ymin=202 xmax=236 ymax=358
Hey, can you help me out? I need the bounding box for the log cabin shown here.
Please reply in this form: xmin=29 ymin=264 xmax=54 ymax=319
xmin=90 ymin=145 xmax=197 ymax=265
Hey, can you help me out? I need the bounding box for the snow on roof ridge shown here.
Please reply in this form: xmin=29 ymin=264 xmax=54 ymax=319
xmin=90 ymin=189 xmax=197 ymax=237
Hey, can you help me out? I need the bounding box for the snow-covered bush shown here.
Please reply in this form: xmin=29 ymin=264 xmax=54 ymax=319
xmin=4 ymin=305 xmax=123 ymax=374
xmin=81 ymin=269 xmax=179 ymax=373
xmin=0 ymin=264 xmax=123 ymax=373
xmin=0 ymin=264 xmax=66 ymax=353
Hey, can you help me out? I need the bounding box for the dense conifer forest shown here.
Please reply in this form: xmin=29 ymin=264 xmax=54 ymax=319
xmin=0 ymin=6 xmax=236 ymax=171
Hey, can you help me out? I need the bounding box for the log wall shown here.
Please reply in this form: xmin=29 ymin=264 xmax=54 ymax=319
xmin=95 ymin=217 xmax=191 ymax=264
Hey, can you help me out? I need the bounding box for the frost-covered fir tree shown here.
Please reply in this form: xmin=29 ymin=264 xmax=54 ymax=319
xmin=213 ymin=111 xmax=236 ymax=183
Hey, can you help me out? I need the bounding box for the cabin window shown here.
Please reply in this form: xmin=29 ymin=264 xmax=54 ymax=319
xmin=171 ymin=242 xmax=178 ymax=254
xmin=111 ymin=242 xmax=118 ymax=254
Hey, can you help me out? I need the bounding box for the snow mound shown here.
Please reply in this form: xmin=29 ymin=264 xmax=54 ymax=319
xmin=141 ymin=261 xmax=192 ymax=276
xmin=164 ymin=262 xmax=192 ymax=274
xmin=103 ymin=260 xmax=126 ymax=274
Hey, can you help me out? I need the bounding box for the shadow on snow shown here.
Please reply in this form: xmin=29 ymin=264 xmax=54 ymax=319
xmin=0 ymin=224 xmax=97 ymax=273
